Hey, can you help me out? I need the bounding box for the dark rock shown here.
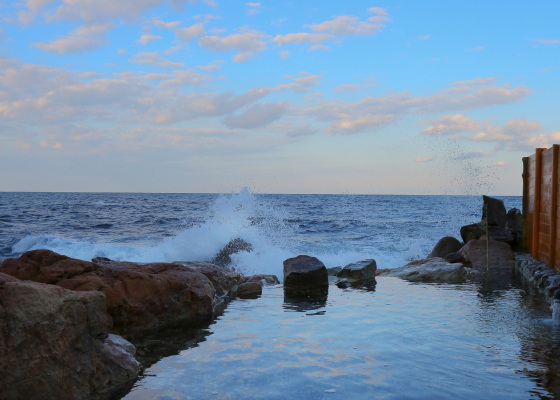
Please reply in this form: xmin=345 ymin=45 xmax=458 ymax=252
xmin=0 ymin=250 xmax=242 ymax=331
xmin=212 ymin=238 xmax=253 ymax=267
xmin=283 ymin=255 xmax=328 ymax=299
xmin=428 ymin=237 xmax=463 ymax=259
xmin=507 ymin=208 xmax=523 ymax=249
xmin=460 ymin=223 xmax=486 ymax=243
xmin=482 ymin=195 xmax=507 ymax=228
xmin=283 ymin=255 xmax=328 ymax=290
xmin=246 ymin=274 xmax=280 ymax=285
xmin=445 ymin=252 xmax=465 ymax=264
xmin=335 ymin=259 xmax=377 ymax=283
xmin=92 ymin=256 xmax=112 ymax=264
xmin=378 ymin=257 xmax=475 ymax=283
xmin=554 ymin=289 xmax=560 ymax=301
xmin=335 ymin=278 xmax=351 ymax=289
xmin=0 ymin=272 xmax=139 ymax=400
xmin=237 ymin=282 xmax=262 ymax=299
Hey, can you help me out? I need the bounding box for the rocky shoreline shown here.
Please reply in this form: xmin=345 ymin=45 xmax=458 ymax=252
xmin=2 ymin=195 xmax=558 ymax=400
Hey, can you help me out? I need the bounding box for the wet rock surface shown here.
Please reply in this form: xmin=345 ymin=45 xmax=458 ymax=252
xmin=428 ymin=236 xmax=463 ymax=259
xmin=377 ymin=257 xmax=476 ymax=283
xmin=283 ymin=255 xmax=328 ymax=299
xmin=1 ymin=250 xmax=242 ymax=331
xmin=0 ymin=272 xmax=139 ymax=400
xmin=335 ymin=259 xmax=377 ymax=283
xmin=238 ymin=282 xmax=263 ymax=298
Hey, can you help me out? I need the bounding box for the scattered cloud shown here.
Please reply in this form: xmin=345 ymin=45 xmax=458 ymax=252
xmin=280 ymin=50 xmax=290 ymax=59
xmin=138 ymin=34 xmax=162 ymax=45
xmin=33 ymin=23 xmax=111 ymax=54
xmin=246 ymin=2 xmax=261 ymax=16
xmin=154 ymin=19 xmax=181 ymax=29
xmin=327 ymin=113 xmax=399 ymax=135
xmin=118 ymin=49 xmax=127 ymax=54
xmin=176 ymin=22 xmax=205 ymax=41
xmin=222 ymin=101 xmax=288 ymax=129
xmin=333 ymin=84 xmax=361 ymax=93
xmin=492 ymin=161 xmax=508 ymax=166
xmin=533 ymin=39 xmax=560 ymax=45
xmin=198 ymin=29 xmax=268 ymax=62
xmin=272 ymin=73 xmax=321 ymax=93
xmin=418 ymin=34 xmax=431 ymax=40
xmin=274 ymin=7 xmax=389 ymax=48
xmin=414 ymin=156 xmax=435 ymax=162
xmin=420 ymin=114 xmax=480 ymax=135
xmin=130 ymin=51 xmax=185 ymax=68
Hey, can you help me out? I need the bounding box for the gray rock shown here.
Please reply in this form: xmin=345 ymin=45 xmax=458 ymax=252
xmin=237 ymin=282 xmax=262 ymax=299
xmin=335 ymin=259 xmax=377 ymax=282
xmin=428 ymin=237 xmax=463 ymax=259
xmin=326 ymin=266 xmax=342 ymax=276
xmin=212 ymin=238 xmax=253 ymax=267
xmin=246 ymin=274 xmax=280 ymax=286
xmin=460 ymin=223 xmax=486 ymax=243
xmin=378 ymin=258 xmax=475 ymax=283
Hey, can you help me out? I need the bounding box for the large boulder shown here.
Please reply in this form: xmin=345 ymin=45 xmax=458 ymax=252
xmin=0 ymin=250 xmax=242 ymax=331
xmin=377 ymin=258 xmax=476 ymax=284
xmin=211 ymin=238 xmax=253 ymax=267
xmin=428 ymin=237 xmax=463 ymax=259
xmin=335 ymin=259 xmax=377 ymax=283
xmin=507 ymin=208 xmax=522 ymax=249
xmin=0 ymin=272 xmax=139 ymax=400
xmin=460 ymin=196 xmax=514 ymax=244
xmin=237 ymin=282 xmax=263 ymax=299
xmin=283 ymin=255 xmax=328 ymax=297
xmin=457 ymin=239 xmax=514 ymax=271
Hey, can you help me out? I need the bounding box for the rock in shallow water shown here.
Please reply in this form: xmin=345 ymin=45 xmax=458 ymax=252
xmin=335 ymin=259 xmax=377 ymax=283
xmin=377 ymin=257 xmax=475 ymax=283
xmin=0 ymin=272 xmax=139 ymax=400
xmin=237 ymin=282 xmax=263 ymax=298
xmin=283 ymin=255 xmax=328 ymax=299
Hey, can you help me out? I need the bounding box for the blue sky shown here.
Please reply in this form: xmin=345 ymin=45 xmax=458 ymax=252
xmin=1 ymin=0 xmax=559 ymax=194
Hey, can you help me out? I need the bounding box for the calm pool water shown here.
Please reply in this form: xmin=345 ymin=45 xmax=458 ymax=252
xmin=123 ymin=277 xmax=560 ymax=400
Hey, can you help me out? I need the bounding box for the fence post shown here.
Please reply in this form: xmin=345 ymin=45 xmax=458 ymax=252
xmin=532 ymin=148 xmax=544 ymax=259
xmin=522 ymin=157 xmax=530 ymax=251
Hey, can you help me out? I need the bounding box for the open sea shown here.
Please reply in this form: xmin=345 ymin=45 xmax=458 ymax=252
xmin=6 ymin=190 xmax=560 ymax=399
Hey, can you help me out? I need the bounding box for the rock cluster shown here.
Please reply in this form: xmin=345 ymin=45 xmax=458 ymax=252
xmin=0 ymin=248 xmax=278 ymax=400
xmin=515 ymin=252 xmax=560 ymax=300
xmin=379 ymin=196 xmax=518 ymax=284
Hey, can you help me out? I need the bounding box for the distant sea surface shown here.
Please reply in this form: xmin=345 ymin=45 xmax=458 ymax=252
xmin=0 ymin=190 xmax=522 ymax=276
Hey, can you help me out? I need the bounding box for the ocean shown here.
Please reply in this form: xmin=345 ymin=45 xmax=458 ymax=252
xmin=0 ymin=189 xmax=523 ymax=275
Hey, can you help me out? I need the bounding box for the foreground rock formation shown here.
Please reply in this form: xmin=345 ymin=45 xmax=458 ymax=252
xmin=0 ymin=249 xmax=258 ymax=400
xmin=0 ymin=272 xmax=139 ymax=400
xmin=1 ymin=250 xmax=243 ymax=332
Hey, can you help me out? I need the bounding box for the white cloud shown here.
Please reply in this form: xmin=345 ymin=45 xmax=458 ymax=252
xmin=420 ymin=114 xmax=481 ymax=135
xmin=533 ymin=39 xmax=560 ymax=45
xmin=154 ymin=19 xmax=181 ymax=29
xmin=138 ymin=34 xmax=162 ymax=44
xmin=33 ymin=23 xmax=111 ymax=54
xmin=222 ymin=101 xmax=288 ymax=129
xmin=159 ymin=69 xmax=213 ymax=86
xmin=130 ymin=51 xmax=185 ymax=68
xmin=272 ymin=73 xmax=321 ymax=93
xmin=198 ymin=29 xmax=268 ymax=62
xmin=327 ymin=113 xmax=399 ymax=134
xmin=176 ymin=22 xmax=205 ymax=41
xmin=492 ymin=161 xmax=508 ymax=166
xmin=333 ymin=84 xmax=361 ymax=93
xmin=246 ymin=2 xmax=261 ymax=16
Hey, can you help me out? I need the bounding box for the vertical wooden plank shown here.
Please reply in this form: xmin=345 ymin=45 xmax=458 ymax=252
xmin=522 ymin=156 xmax=530 ymax=251
xmin=551 ymin=145 xmax=559 ymax=269
xmin=532 ymin=148 xmax=544 ymax=258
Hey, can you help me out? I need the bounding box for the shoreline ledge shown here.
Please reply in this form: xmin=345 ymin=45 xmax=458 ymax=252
xmin=0 ymin=249 xmax=278 ymax=400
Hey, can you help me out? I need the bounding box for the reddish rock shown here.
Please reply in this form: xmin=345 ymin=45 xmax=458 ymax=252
xmin=458 ymin=239 xmax=514 ymax=270
xmin=0 ymin=250 xmax=241 ymax=331
xmin=0 ymin=273 xmax=139 ymax=400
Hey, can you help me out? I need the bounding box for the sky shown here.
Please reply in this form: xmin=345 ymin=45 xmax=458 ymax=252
xmin=0 ymin=0 xmax=559 ymax=195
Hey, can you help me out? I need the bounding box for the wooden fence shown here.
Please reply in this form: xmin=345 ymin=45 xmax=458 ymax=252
xmin=522 ymin=145 xmax=560 ymax=269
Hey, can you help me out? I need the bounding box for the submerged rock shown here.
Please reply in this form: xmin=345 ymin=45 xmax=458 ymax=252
xmin=0 ymin=272 xmax=139 ymax=400
xmin=377 ymin=258 xmax=476 ymax=283
xmin=212 ymin=238 xmax=253 ymax=267
xmin=335 ymin=259 xmax=377 ymax=283
xmin=0 ymin=250 xmax=242 ymax=331
xmin=335 ymin=278 xmax=351 ymax=289
xmin=428 ymin=237 xmax=463 ymax=259
xmin=246 ymin=274 xmax=280 ymax=285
